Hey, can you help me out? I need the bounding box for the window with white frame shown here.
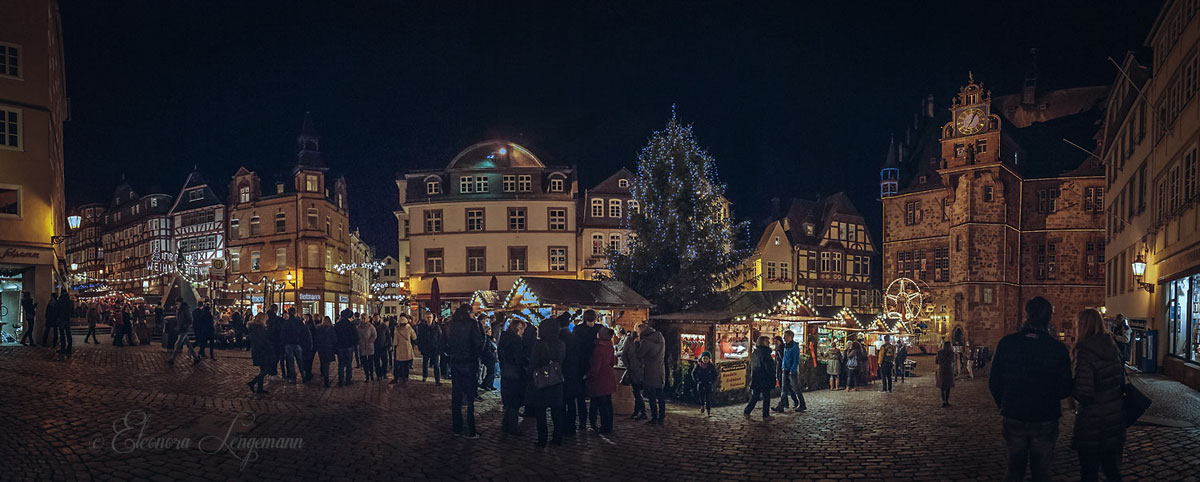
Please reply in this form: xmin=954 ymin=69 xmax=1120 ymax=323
xmin=609 ymin=233 xmax=621 ymax=251
xmin=475 ymin=176 xmax=489 ymax=193
xmin=0 ymin=107 xmax=20 ymax=149
xmin=618 ymin=179 xmax=629 ymax=188
xmin=592 ymin=234 xmax=604 ymax=255
xmin=549 ymin=247 xmax=567 ymax=271
xmin=550 ymin=177 xmax=564 ymax=192
xmin=0 ymin=42 xmax=19 ymax=78
xmin=238 ymin=185 xmax=250 ymax=203
xmin=460 ymin=176 xmax=474 ymax=193
xmin=306 ymin=175 xmax=319 ymax=192
xmin=766 ymin=261 xmax=776 ymax=280
xmin=591 ymin=198 xmax=604 ymax=217
xmin=425 ymin=249 xmax=443 ymax=274
xmin=609 ymin=199 xmax=622 ymax=218
xmin=424 ymin=210 xmax=443 ymax=233
xmin=549 ymin=208 xmax=567 ymax=231
xmin=518 ymin=175 xmax=532 ymax=192
xmin=466 ymin=209 xmax=485 ymax=231
xmin=508 ymin=208 xmax=526 ymax=231
xmin=503 ymin=175 xmax=516 ymax=192
xmin=250 ymin=216 xmax=260 ymax=235
xmin=230 ymin=251 xmax=240 ymax=273
xmin=426 ymin=179 xmax=441 ymax=195
xmin=627 ymin=199 xmax=639 ymax=214
xmin=508 ymin=247 xmax=527 ymax=271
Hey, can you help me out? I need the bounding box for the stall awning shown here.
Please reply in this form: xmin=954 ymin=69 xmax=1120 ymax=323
xmin=505 ymin=277 xmax=652 ymax=310
xmin=470 ymin=290 xmax=509 ymax=311
xmin=653 ymin=289 xmax=826 ymax=324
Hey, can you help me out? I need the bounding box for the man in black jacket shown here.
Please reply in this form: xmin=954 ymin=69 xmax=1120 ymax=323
xmin=19 ymin=291 xmax=36 ymax=346
xmin=417 ymin=311 xmax=442 ymax=385
xmin=55 ymin=290 xmax=73 ymax=354
xmin=444 ymin=304 xmax=484 ymax=438
xmin=280 ymin=307 xmax=305 ymax=382
xmin=573 ymin=310 xmax=601 ymax=429
xmin=989 ymin=296 xmax=1073 ymax=482
xmin=333 ymin=311 xmax=359 ymax=386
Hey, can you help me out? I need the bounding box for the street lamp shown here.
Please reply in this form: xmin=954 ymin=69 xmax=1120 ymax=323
xmin=285 ymin=272 xmax=297 ymax=314
xmin=1131 ymin=253 xmax=1154 ymax=293
xmin=51 ymin=211 xmax=83 ymax=244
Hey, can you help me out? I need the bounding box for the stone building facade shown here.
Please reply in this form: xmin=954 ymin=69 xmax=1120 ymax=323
xmin=881 ymin=75 xmax=1106 ymax=349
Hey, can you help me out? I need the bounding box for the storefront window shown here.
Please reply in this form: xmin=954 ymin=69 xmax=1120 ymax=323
xmin=1191 ymin=275 xmax=1200 ymax=362
xmin=1168 ymin=276 xmax=1193 ymax=360
xmin=681 ymin=333 xmax=706 ymax=361
xmin=715 ymin=324 xmax=750 ymax=361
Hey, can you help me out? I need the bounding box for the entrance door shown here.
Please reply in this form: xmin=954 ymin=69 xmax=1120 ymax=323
xmin=952 ymin=326 xmax=965 ymax=346
xmin=0 ymin=273 xmax=25 ymax=343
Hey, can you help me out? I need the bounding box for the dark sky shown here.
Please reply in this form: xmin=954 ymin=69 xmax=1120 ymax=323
xmin=60 ymin=1 xmax=1163 ymax=257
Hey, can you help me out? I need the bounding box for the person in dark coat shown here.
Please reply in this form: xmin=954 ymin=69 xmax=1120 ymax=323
xmin=692 ymin=351 xmax=717 ymax=416
xmin=246 ymin=313 xmax=275 ymax=394
xmin=373 ymin=315 xmax=392 ymax=381
xmin=193 ymin=302 xmax=215 ymax=362
xmin=333 ymin=311 xmax=359 ymax=386
xmin=41 ymin=292 xmax=58 ymax=348
xmin=558 ymin=313 xmax=585 ymax=435
xmin=444 ymin=305 xmax=484 ymax=437
xmin=84 ymin=303 xmax=101 ymax=344
xmin=637 ymin=323 xmax=667 ymax=425
xmin=619 ymin=331 xmax=646 ymax=419
xmin=587 ymin=326 xmax=618 ymax=434
xmin=744 ymin=336 xmax=776 ymax=420
xmin=478 ymin=316 xmax=498 ymax=392
xmin=55 ymin=290 xmax=73 ymax=354
xmin=19 ymin=292 xmax=36 ymax=346
xmin=935 ymin=341 xmax=956 ymax=407
xmin=498 ymin=319 xmax=529 ymax=435
xmin=417 ymin=311 xmax=442 ymax=384
xmin=529 ymin=317 xmax=566 ymax=447
xmin=989 ymin=296 xmax=1073 ymax=482
xmin=1072 ymin=309 xmax=1128 ymax=482
xmin=300 ymin=314 xmax=316 ymax=382
xmin=896 ymin=342 xmax=909 ymax=383
xmin=230 ymin=309 xmax=245 ymax=348
xmin=315 ymin=315 xmax=338 ymax=387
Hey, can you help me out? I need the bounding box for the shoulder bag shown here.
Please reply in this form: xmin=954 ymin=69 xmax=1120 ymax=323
xmin=1123 ymin=379 xmax=1152 ymax=427
xmin=533 ymin=344 xmax=564 ymax=389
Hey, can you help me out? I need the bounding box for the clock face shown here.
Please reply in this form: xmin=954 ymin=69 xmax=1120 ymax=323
xmin=956 ymin=108 xmax=986 ymax=135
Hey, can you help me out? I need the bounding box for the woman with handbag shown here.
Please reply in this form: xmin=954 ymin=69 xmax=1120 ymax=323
xmin=529 ymin=317 xmax=567 ymax=447
xmin=1072 ymin=309 xmax=1127 ymax=482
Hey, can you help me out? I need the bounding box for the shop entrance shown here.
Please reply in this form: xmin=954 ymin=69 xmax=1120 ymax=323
xmin=0 ymin=271 xmax=26 ymax=344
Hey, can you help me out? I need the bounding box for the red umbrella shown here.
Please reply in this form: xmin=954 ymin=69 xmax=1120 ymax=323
xmin=429 ymin=277 xmax=441 ymax=315
xmin=489 ymin=275 xmax=499 ymax=291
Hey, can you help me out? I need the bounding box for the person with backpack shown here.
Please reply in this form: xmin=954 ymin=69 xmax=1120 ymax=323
xmin=845 ymin=338 xmax=863 ymax=391
xmin=879 ymin=335 xmax=897 ymax=393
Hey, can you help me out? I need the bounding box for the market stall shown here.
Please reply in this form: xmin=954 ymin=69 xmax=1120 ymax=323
xmin=469 ymin=290 xmax=509 ymax=319
xmin=501 ymin=277 xmax=651 ymax=331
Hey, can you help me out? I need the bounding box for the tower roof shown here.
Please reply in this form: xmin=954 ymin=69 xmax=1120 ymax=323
xmin=882 ymin=133 xmax=898 ymax=170
xmin=446 ymin=141 xmax=545 ymax=170
xmin=297 ymin=112 xmax=326 ymax=170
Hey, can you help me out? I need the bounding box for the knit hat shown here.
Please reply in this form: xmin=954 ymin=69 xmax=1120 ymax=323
xmin=700 ymin=351 xmax=712 ymax=359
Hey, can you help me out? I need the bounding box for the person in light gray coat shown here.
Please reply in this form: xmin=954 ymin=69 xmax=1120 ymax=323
xmin=167 ymin=299 xmax=196 ymax=364
xmin=636 ymin=323 xmax=666 ymax=425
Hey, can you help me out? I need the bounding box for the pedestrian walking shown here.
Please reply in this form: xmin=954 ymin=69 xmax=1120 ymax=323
xmin=334 ymin=312 xmax=359 ymax=386
xmin=373 ymin=315 xmax=391 ymax=381
xmin=299 ymin=313 xmax=315 ymax=382
xmin=692 ymin=351 xmax=716 ymax=416
xmin=774 ymin=330 xmax=806 ymax=412
xmin=989 ymin=296 xmax=1073 ymax=482
xmin=445 ymin=305 xmax=484 ymax=438
xmin=529 ymin=318 xmax=566 ymax=447
xmin=55 ymin=290 xmax=73 ymax=354
xmin=167 ymin=299 xmax=196 ymax=364
xmin=1113 ymin=314 xmax=1133 ymax=366
xmin=586 ymin=326 xmax=618 ymax=434
xmin=356 ymin=315 xmax=378 ymax=382
xmin=826 ymin=343 xmax=842 ymax=390
xmin=619 ymin=330 xmax=646 ymax=420
xmin=559 ymin=314 xmax=585 ymax=434
xmin=479 ymin=320 xmax=498 ymax=391
xmin=636 ymin=322 xmax=666 ymax=425
xmin=84 ymin=303 xmax=101 ymax=344
xmin=879 ymin=335 xmax=897 ymax=393
xmin=936 ymin=341 xmax=956 ymax=407
xmin=417 ymin=311 xmax=442 ymax=384
xmin=246 ymin=313 xmax=275 ymax=394
xmin=391 ymin=314 xmax=418 ymax=386
xmin=19 ymin=292 xmax=36 ymax=346
xmin=896 ymin=341 xmax=909 ymax=383
xmin=498 ymin=319 xmax=529 ymax=435
xmin=315 ymin=315 xmax=337 ymax=387
xmin=193 ymin=302 xmax=215 ymax=363
xmin=1072 ymin=309 xmax=1128 ymax=482
xmin=744 ymin=335 xmax=775 ymax=420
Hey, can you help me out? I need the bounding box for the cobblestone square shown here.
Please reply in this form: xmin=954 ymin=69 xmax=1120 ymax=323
xmin=2 ymin=340 xmax=1199 ymax=481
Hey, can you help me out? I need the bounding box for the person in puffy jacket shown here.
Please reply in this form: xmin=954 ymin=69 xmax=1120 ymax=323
xmin=1072 ymin=309 xmax=1128 ymax=482
xmin=356 ymin=317 xmax=378 ymax=382
xmin=744 ymin=336 xmax=776 ymax=420
xmin=334 ymin=313 xmax=359 ymax=386
xmin=587 ymin=326 xmax=618 ymax=434
xmin=391 ymin=314 xmax=418 ymax=387
xmin=246 ymin=313 xmax=275 ymax=394
xmin=498 ymin=319 xmax=529 ymax=435
xmin=314 ymin=315 xmax=338 ymax=387
xmin=692 ymin=351 xmax=717 ymax=416
xmin=636 ymin=323 xmax=666 ymax=425
xmin=445 ymin=305 xmax=484 ymax=437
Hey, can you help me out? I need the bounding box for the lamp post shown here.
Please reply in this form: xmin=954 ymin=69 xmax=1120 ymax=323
xmin=286 ymin=272 xmax=297 ymax=314
xmin=1131 ymin=253 xmax=1154 ymax=293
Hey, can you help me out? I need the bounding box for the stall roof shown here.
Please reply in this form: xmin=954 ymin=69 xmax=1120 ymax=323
xmin=470 ymin=290 xmax=509 ymax=311
xmin=653 ymin=290 xmax=830 ymax=323
xmin=507 ymin=277 xmax=652 ymax=309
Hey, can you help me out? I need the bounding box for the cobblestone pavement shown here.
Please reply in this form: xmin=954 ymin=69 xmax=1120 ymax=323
xmin=2 ymin=339 xmax=1199 ymax=481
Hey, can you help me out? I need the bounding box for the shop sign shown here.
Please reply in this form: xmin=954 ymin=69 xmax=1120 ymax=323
xmin=247 ymin=295 xmax=264 ymax=303
xmin=1129 ymin=318 xmax=1147 ymax=330
xmin=299 ymin=293 xmax=321 ymax=301
xmin=338 ymin=294 xmax=349 ymax=303
xmin=0 ymin=246 xmax=44 ymax=263
xmin=718 ymin=361 xmax=748 ymax=391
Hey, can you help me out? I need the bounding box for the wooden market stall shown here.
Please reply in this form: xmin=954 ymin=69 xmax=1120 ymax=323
xmin=652 ymin=290 xmax=831 ymax=405
xmin=469 ymin=290 xmax=509 ymax=318
xmin=501 ymin=277 xmax=652 ymax=332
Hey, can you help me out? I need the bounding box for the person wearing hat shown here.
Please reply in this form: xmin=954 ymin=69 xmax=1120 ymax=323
xmin=692 ymin=351 xmax=717 ymax=416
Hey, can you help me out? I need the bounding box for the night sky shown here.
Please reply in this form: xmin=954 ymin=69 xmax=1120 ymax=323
xmin=60 ymin=1 xmax=1163 ymax=257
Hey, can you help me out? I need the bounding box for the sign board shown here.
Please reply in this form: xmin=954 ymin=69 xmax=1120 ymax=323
xmin=1129 ymin=318 xmax=1148 ymax=330
xmin=718 ymin=361 xmax=748 ymax=391
xmin=247 ymin=295 xmax=264 ymax=303
xmin=299 ymin=293 xmax=321 ymax=301
xmin=338 ymin=294 xmax=349 ymax=303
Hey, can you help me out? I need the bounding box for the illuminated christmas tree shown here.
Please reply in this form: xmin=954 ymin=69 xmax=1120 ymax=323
xmin=607 ymin=109 xmax=749 ymax=314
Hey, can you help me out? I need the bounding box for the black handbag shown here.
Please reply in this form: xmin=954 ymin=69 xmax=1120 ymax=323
xmin=1123 ymin=382 xmax=1152 ymax=427
xmin=533 ymin=344 xmax=564 ymax=389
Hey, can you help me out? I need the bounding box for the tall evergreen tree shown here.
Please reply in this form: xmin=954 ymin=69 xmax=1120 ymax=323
xmin=606 ymin=110 xmax=749 ymax=314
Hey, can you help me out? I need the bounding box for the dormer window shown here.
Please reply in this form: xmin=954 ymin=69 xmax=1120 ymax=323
xmin=238 ymin=185 xmax=250 ymax=203
xmin=460 ymin=176 xmax=474 ymax=194
xmin=188 ymin=190 xmax=202 ymax=201
xmin=518 ymin=175 xmax=532 ymax=192
xmin=804 ymin=223 xmax=814 ymax=236
xmin=276 ymin=183 xmax=284 ymax=194
xmin=503 ymin=175 xmax=516 ymax=192
xmin=549 ymin=176 xmax=564 ymax=192
xmin=475 ymin=176 xmax=489 ymax=193
xmin=618 ymin=179 xmax=629 ymax=188
xmin=426 ymin=180 xmax=440 ymax=195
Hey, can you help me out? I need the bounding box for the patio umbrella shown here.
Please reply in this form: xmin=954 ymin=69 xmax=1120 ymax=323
xmin=429 ymin=277 xmax=440 ymax=316
xmin=489 ymin=275 xmax=498 ymax=291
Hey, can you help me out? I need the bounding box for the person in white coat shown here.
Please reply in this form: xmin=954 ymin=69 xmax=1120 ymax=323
xmin=356 ymin=317 xmax=378 ymax=382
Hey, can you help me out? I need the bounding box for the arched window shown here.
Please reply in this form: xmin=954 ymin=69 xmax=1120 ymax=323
xmin=592 ymin=234 xmax=604 ymax=255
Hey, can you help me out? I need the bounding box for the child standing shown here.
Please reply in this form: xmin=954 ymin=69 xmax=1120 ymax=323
xmin=692 ymin=351 xmax=717 ymax=415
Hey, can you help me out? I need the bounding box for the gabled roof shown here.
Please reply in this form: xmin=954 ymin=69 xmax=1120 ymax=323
xmin=778 ymin=193 xmax=869 ymax=247
xmin=508 ymin=277 xmax=651 ymax=309
xmin=588 ymin=167 xmax=635 ymax=195
xmin=170 ymin=171 xmax=224 ymax=213
xmin=653 ymin=290 xmax=824 ymax=323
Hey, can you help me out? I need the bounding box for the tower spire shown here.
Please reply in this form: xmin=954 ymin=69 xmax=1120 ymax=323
xmin=880 ymin=133 xmax=900 ymax=199
xmin=296 ymin=111 xmax=325 ymax=169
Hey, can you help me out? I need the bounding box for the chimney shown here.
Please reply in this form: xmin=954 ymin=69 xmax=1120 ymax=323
xmin=1022 ymin=48 xmax=1038 ymax=105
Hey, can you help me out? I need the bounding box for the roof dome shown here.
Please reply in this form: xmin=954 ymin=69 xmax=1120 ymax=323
xmin=447 ymin=141 xmax=544 ymax=170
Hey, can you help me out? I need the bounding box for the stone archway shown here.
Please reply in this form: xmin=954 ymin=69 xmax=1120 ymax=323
xmin=952 ymin=326 xmax=966 ymax=346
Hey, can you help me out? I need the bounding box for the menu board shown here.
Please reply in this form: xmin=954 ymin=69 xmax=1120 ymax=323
xmin=718 ymin=361 xmax=748 ymax=391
